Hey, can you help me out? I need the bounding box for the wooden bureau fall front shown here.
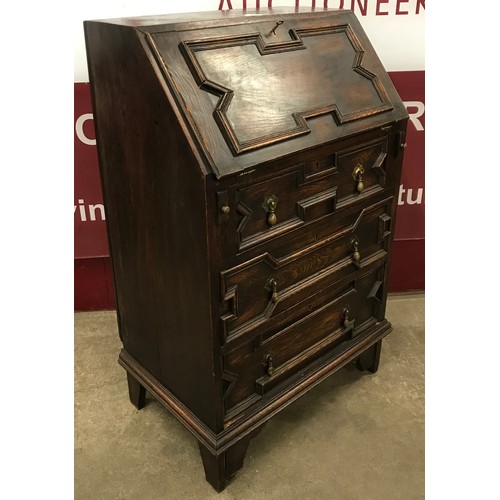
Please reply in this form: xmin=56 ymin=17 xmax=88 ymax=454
xmin=84 ymin=7 xmax=408 ymax=492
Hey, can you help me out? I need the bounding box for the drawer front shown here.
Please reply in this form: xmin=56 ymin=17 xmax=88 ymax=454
xmin=221 ymin=262 xmax=387 ymax=421
xmin=233 ymin=134 xmax=390 ymax=252
xmin=219 ymin=197 xmax=393 ymax=345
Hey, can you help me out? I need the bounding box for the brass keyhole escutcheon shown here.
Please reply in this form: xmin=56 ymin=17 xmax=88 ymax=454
xmin=263 ymin=195 xmax=278 ymax=226
xmin=352 ymin=164 xmax=365 ymax=193
xmin=265 ymin=277 xmax=280 ymax=304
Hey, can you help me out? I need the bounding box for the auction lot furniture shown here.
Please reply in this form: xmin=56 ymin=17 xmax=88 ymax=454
xmin=85 ymin=7 xmax=408 ymax=492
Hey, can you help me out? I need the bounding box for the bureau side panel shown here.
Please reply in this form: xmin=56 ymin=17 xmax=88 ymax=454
xmin=84 ymin=22 xmax=216 ymax=429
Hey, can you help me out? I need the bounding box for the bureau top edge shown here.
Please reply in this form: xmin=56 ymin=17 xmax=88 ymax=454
xmin=84 ymin=8 xmax=343 ymax=32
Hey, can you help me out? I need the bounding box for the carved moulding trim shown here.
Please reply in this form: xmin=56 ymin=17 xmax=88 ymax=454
xmin=256 ymin=322 xmax=353 ymax=394
xmin=225 ymin=195 xmax=393 ymax=287
xmin=366 ymin=264 xmax=387 ymax=321
xmin=337 ymin=136 xmax=388 ymax=188
xmin=222 ymin=321 xmax=392 ymax=429
xmin=220 ymin=197 xmax=393 ymax=343
xmin=179 ymin=24 xmax=393 ymax=155
xmin=236 ymin=186 xmax=338 ymax=252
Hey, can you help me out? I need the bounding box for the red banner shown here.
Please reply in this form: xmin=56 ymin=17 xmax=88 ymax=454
xmin=390 ymin=71 xmax=425 ymax=241
xmin=74 ymin=84 xmax=108 ymax=258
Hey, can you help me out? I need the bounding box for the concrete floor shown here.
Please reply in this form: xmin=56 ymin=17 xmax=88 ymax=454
xmin=75 ymin=294 xmax=424 ymax=499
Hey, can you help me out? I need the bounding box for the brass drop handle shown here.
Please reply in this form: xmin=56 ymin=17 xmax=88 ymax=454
xmin=262 ymin=195 xmax=278 ymax=226
xmin=265 ymin=277 xmax=280 ymax=304
xmin=265 ymin=354 xmax=275 ymax=376
xmin=221 ymin=205 xmax=230 ymax=214
xmin=351 ymin=239 xmax=361 ymax=263
xmin=343 ymin=307 xmax=350 ymax=328
xmin=352 ymin=164 xmax=365 ymax=193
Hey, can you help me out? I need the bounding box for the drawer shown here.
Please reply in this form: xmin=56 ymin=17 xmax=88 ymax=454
xmin=221 ymin=261 xmax=387 ymax=421
xmin=219 ymin=196 xmax=393 ymax=345
xmin=232 ymin=134 xmax=391 ymax=252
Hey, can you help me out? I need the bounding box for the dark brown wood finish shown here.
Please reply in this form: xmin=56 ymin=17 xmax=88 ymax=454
xmin=127 ymin=372 xmax=146 ymax=410
xmin=219 ymin=197 xmax=393 ymax=344
xmin=84 ymin=19 xmax=217 ymax=428
xmin=198 ymin=423 xmax=267 ymax=493
xmin=222 ymin=260 xmax=388 ymax=419
xmin=85 ymin=7 xmax=408 ymax=492
xmin=356 ymin=339 xmax=383 ymax=373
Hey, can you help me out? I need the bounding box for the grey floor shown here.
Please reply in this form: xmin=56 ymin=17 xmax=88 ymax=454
xmin=75 ymin=294 xmax=424 ymax=500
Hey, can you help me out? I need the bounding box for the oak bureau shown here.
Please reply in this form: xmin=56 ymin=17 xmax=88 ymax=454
xmin=84 ymin=7 xmax=408 ymax=492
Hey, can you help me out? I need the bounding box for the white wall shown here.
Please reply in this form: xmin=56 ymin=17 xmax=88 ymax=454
xmin=74 ymin=0 xmax=424 ymax=82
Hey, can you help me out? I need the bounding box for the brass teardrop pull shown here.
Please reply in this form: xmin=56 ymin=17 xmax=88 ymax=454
xmin=265 ymin=277 xmax=280 ymax=304
xmin=268 ymin=210 xmax=277 ymax=226
xmin=343 ymin=307 xmax=350 ymax=328
xmin=262 ymin=195 xmax=278 ymax=226
xmin=351 ymin=238 xmax=361 ymax=264
xmin=352 ymin=164 xmax=365 ymax=193
xmin=265 ymin=354 xmax=275 ymax=376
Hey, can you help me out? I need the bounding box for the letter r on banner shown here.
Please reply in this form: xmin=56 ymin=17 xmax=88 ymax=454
xmin=404 ymin=101 xmax=425 ymax=131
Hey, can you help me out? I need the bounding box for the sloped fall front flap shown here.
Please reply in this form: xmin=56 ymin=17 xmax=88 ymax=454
xmin=143 ymin=9 xmax=407 ymax=178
